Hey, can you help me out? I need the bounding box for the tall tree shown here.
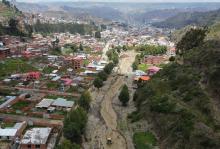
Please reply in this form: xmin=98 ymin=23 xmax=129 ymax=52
xmin=63 ymin=107 xmax=87 ymax=144
xmin=104 ymin=62 xmax=114 ymax=75
xmin=119 ymin=84 xmax=130 ymax=106
xmin=97 ymin=71 xmax=108 ymax=81
xmin=78 ymin=91 xmax=92 ymax=111
xmin=56 ymin=139 xmax=80 ymax=149
xmin=93 ymin=77 xmax=103 ymax=89
xmin=176 ymin=28 xmax=207 ymax=55
xmin=79 ymin=43 xmax=84 ymax=51
xmin=95 ymin=31 xmax=101 ymax=38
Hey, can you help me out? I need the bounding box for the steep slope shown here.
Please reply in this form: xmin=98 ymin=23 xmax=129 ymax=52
xmin=171 ymin=21 xmax=220 ymax=44
xmin=153 ymin=9 xmax=220 ymax=29
xmin=0 ymin=1 xmax=31 ymax=36
xmin=207 ymin=22 xmax=220 ymax=40
xmin=0 ymin=1 xmax=21 ymax=23
xmin=132 ymin=29 xmax=220 ymax=149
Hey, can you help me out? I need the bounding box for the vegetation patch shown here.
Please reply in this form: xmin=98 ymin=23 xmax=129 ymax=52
xmin=12 ymin=101 xmax=30 ymax=110
xmin=138 ymin=64 xmax=150 ymax=72
xmin=133 ymin=132 xmax=157 ymax=149
xmin=0 ymin=59 xmax=37 ymax=78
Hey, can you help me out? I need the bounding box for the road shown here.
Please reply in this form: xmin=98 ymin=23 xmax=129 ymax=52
xmin=83 ymin=50 xmax=137 ymax=149
xmin=101 ymin=42 xmax=110 ymax=61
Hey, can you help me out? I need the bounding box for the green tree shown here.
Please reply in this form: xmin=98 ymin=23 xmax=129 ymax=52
xmin=56 ymin=139 xmax=80 ymax=149
xmin=93 ymin=77 xmax=103 ymax=89
xmin=79 ymin=44 xmax=84 ymax=51
xmin=78 ymin=91 xmax=92 ymax=111
xmin=97 ymin=71 xmax=108 ymax=81
xmin=123 ymin=45 xmax=127 ymax=51
xmin=104 ymin=62 xmax=114 ymax=75
xmin=63 ymin=107 xmax=87 ymax=144
xmin=176 ymin=28 xmax=207 ymax=55
xmin=169 ymin=56 xmax=175 ymax=62
xmin=119 ymin=84 xmax=130 ymax=106
xmin=95 ymin=31 xmax=101 ymax=38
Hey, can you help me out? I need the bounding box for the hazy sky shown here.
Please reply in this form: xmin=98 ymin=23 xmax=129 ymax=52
xmin=16 ymin=0 xmax=220 ymax=3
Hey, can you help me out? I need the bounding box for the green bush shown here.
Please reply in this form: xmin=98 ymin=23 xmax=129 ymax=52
xmin=133 ymin=132 xmax=157 ymax=149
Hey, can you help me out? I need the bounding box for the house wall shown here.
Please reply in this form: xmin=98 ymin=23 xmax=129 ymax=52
xmin=143 ymin=56 xmax=165 ymax=65
xmin=16 ymin=122 xmax=27 ymax=136
xmin=0 ymin=48 xmax=10 ymax=59
xmin=20 ymin=144 xmax=47 ymax=149
xmin=72 ymin=59 xmax=83 ymax=70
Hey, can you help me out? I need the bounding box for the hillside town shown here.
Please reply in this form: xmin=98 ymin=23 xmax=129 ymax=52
xmin=0 ymin=24 xmax=175 ymax=149
xmin=0 ymin=0 xmax=180 ymax=149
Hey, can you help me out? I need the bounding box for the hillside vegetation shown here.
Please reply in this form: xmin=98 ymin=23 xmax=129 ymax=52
xmin=33 ymin=20 xmax=97 ymax=35
xmin=171 ymin=22 xmax=220 ymax=44
xmin=0 ymin=1 xmax=32 ymax=36
xmin=153 ymin=9 xmax=220 ymax=29
xmin=132 ymin=28 xmax=220 ymax=149
xmin=0 ymin=1 xmax=21 ymax=22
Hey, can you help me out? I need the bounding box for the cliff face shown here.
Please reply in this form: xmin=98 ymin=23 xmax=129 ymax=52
xmin=133 ymin=29 xmax=220 ymax=149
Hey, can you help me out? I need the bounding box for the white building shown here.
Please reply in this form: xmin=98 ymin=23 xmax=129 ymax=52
xmin=20 ymin=127 xmax=52 ymax=149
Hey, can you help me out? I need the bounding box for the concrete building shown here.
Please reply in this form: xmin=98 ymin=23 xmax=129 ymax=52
xmin=0 ymin=121 xmax=27 ymax=141
xmin=72 ymin=57 xmax=83 ymax=70
xmin=20 ymin=127 xmax=52 ymax=149
xmin=143 ymin=55 xmax=166 ymax=65
xmin=0 ymin=47 xmax=10 ymax=59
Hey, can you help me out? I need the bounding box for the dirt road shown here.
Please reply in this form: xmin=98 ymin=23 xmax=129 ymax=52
xmin=118 ymin=50 xmax=137 ymax=75
xmin=83 ymin=50 xmax=137 ymax=149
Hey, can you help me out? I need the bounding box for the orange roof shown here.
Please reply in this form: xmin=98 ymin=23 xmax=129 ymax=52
xmin=140 ymin=76 xmax=150 ymax=81
xmin=133 ymin=76 xmax=150 ymax=81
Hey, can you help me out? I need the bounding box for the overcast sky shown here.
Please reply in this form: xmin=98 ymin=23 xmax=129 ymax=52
xmin=16 ymin=0 xmax=220 ymax=3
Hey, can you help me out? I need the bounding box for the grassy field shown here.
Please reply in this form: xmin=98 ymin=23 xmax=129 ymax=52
xmin=0 ymin=59 xmax=37 ymax=79
xmin=133 ymin=131 xmax=157 ymax=149
xmin=12 ymin=101 xmax=31 ymax=110
xmin=0 ymin=121 xmax=15 ymax=128
xmin=138 ymin=64 xmax=150 ymax=72
xmin=46 ymin=82 xmax=61 ymax=89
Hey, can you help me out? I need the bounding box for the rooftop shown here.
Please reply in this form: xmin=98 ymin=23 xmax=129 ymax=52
xmin=36 ymin=98 xmax=54 ymax=108
xmin=0 ymin=47 xmax=9 ymax=51
xmin=21 ymin=127 xmax=52 ymax=145
xmin=36 ymin=98 xmax=74 ymax=108
xmin=52 ymin=98 xmax=74 ymax=108
xmin=0 ymin=129 xmax=17 ymax=137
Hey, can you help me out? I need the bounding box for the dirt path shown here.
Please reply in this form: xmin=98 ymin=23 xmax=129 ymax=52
xmin=83 ymin=50 xmax=137 ymax=149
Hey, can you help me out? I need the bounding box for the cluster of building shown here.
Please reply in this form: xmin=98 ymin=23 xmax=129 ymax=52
xmin=0 ymin=120 xmax=54 ymax=149
xmin=0 ymin=12 xmax=178 ymax=148
xmin=102 ymin=26 xmax=174 ymax=48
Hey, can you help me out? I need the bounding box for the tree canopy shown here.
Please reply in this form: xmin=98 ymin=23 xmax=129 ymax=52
xmin=56 ymin=139 xmax=80 ymax=149
xmin=95 ymin=31 xmax=101 ymax=38
xmin=119 ymin=84 xmax=130 ymax=106
xmin=63 ymin=107 xmax=88 ymax=144
xmin=78 ymin=91 xmax=92 ymax=111
xmin=93 ymin=77 xmax=104 ymax=89
xmin=176 ymin=28 xmax=207 ymax=55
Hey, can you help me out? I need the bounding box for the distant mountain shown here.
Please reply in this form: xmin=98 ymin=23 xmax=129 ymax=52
xmin=61 ymin=6 xmax=123 ymax=21
xmin=131 ymin=9 xmax=187 ymax=24
xmin=15 ymin=2 xmax=49 ymax=13
xmin=14 ymin=2 xmax=220 ymax=26
xmin=152 ymin=9 xmax=220 ymax=29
